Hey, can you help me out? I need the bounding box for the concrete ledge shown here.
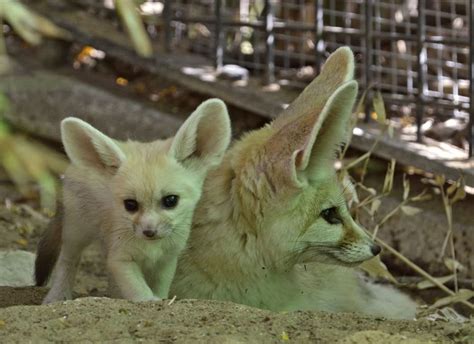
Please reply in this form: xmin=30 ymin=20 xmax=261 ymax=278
xmin=0 ymin=68 xmax=183 ymax=142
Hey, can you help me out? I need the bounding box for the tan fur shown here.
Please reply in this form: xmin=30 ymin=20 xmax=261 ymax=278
xmin=171 ymin=47 xmax=417 ymax=319
xmin=36 ymin=99 xmax=231 ymax=303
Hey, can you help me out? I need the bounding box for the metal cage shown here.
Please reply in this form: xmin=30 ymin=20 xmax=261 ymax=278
xmin=156 ymin=0 xmax=473 ymax=157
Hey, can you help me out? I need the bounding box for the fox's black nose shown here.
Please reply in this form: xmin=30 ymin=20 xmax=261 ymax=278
xmin=371 ymin=244 xmax=381 ymax=256
xmin=143 ymin=229 xmax=156 ymax=238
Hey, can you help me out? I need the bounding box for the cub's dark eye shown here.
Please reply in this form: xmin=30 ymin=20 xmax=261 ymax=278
xmin=123 ymin=199 xmax=139 ymax=213
xmin=320 ymin=207 xmax=341 ymax=225
xmin=161 ymin=195 xmax=179 ymax=209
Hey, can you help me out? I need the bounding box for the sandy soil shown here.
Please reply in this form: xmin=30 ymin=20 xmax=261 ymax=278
xmin=0 ymin=292 xmax=473 ymax=343
xmin=0 ymin=191 xmax=472 ymax=343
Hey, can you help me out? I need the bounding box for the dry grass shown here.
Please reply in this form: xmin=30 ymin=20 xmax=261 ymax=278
xmin=341 ymin=90 xmax=473 ymax=313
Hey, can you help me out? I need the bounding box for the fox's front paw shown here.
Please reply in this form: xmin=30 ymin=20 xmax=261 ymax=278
xmin=42 ymin=290 xmax=72 ymax=305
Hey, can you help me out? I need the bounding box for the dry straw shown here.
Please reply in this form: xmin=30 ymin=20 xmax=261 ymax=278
xmin=343 ymin=90 xmax=473 ymax=311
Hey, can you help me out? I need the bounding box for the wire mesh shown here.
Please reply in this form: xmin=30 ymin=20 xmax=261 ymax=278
xmin=155 ymin=0 xmax=473 ymax=156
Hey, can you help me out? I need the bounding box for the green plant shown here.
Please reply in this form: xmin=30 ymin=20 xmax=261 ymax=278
xmin=0 ymin=93 xmax=67 ymax=213
xmin=0 ymin=0 xmax=152 ymax=57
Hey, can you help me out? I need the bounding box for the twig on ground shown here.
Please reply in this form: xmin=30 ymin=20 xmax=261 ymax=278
xmin=376 ymin=237 xmax=474 ymax=310
xmin=167 ymin=295 xmax=177 ymax=306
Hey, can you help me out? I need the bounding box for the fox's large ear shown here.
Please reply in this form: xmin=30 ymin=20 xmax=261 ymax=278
xmin=273 ymin=46 xmax=355 ymax=130
xmin=61 ymin=117 xmax=125 ymax=172
xmin=297 ymin=80 xmax=358 ymax=179
xmin=169 ymin=98 xmax=231 ymax=170
xmin=266 ymin=81 xmax=358 ymax=187
xmin=264 ymin=47 xmax=357 ymax=188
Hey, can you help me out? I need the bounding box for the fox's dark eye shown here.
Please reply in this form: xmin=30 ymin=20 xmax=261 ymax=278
xmin=124 ymin=199 xmax=139 ymax=212
xmin=320 ymin=207 xmax=341 ymax=225
xmin=161 ymin=195 xmax=179 ymax=209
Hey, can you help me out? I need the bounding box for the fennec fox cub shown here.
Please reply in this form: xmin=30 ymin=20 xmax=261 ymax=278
xmin=170 ymin=47 xmax=417 ymax=319
xmin=35 ymin=99 xmax=231 ymax=304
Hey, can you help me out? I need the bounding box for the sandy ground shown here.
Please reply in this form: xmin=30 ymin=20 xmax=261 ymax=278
xmin=0 ymin=291 xmax=473 ymax=343
xmin=0 ymin=187 xmax=472 ymax=343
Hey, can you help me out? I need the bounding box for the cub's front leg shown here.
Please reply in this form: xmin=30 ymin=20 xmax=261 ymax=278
xmin=151 ymin=256 xmax=178 ymax=299
xmin=107 ymin=258 xmax=159 ymax=302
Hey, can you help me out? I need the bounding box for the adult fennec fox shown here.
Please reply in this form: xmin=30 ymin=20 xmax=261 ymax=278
xmin=170 ymin=47 xmax=416 ymax=319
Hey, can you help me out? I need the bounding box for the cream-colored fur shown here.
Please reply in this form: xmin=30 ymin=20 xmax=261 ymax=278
xmin=40 ymin=99 xmax=231 ymax=304
xmin=171 ymin=47 xmax=417 ymax=319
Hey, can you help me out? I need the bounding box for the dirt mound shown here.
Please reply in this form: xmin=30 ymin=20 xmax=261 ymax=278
xmin=0 ymin=289 xmax=472 ymax=343
xmin=0 ymin=152 xmax=471 ymax=343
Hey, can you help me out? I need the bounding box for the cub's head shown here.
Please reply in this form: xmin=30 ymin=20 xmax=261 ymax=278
xmin=61 ymin=99 xmax=231 ymax=242
xmin=231 ymin=47 xmax=380 ymax=269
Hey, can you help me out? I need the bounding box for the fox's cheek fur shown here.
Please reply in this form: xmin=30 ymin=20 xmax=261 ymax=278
xmin=301 ymin=219 xmax=377 ymax=266
xmin=259 ymin=206 xmax=378 ymax=268
xmin=331 ymin=242 xmax=374 ymax=265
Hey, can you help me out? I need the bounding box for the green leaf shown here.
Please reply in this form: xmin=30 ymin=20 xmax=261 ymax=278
xmin=429 ymin=289 xmax=474 ymax=309
xmin=446 ymin=181 xmax=458 ymax=196
xmin=402 ymin=174 xmax=410 ymax=201
xmin=444 ymin=258 xmax=466 ymax=272
xmin=449 ymin=177 xmax=466 ymax=205
xmin=115 ymin=0 xmax=153 ymax=57
xmin=434 ymin=175 xmax=446 ymax=186
xmin=372 ymin=90 xmax=387 ymax=124
xmin=387 ymin=123 xmax=394 ymax=138
xmin=0 ymin=0 xmax=71 ymax=45
xmin=400 ymin=205 xmax=422 ymax=216
xmin=354 ymin=89 xmax=368 ymax=117
xmin=368 ymin=199 xmax=381 ymax=216
xmin=410 ymin=189 xmax=432 ymax=202
xmin=417 ymin=275 xmax=454 ymax=290
xmin=382 ymin=159 xmax=396 ymax=194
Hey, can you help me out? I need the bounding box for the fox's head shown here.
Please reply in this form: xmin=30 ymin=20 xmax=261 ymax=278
xmin=230 ymin=47 xmax=380 ymax=269
xmin=61 ymin=99 xmax=231 ymax=243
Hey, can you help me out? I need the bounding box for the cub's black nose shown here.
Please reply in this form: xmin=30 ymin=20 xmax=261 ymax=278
xmin=143 ymin=230 xmax=156 ymax=238
xmin=371 ymin=244 xmax=382 ymax=256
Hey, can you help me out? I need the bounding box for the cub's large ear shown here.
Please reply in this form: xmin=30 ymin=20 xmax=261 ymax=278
xmin=264 ymin=80 xmax=358 ymax=188
xmin=61 ymin=117 xmax=125 ymax=172
xmin=169 ymin=98 xmax=231 ymax=170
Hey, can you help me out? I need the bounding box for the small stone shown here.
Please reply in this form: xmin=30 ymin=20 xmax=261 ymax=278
xmin=0 ymin=250 xmax=35 ymax=287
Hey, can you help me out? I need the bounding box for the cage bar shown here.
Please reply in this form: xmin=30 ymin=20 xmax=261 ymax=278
xmin=416 ymin=0 xmax=427 ymax=143
xmin=364 ymin=0 xmax=373 ymax=122
xmin=163 ymin=0 xmax=172 ymax=52
xmin=314 ymin=0 xmax=324 ymax=72
xmin=264 ymin=0 xmax=275 ymax=84
xmin=470 ymin=0 xmax=474 ymax=157
xmin=214 ymin=0 xmax=223 ymax=70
